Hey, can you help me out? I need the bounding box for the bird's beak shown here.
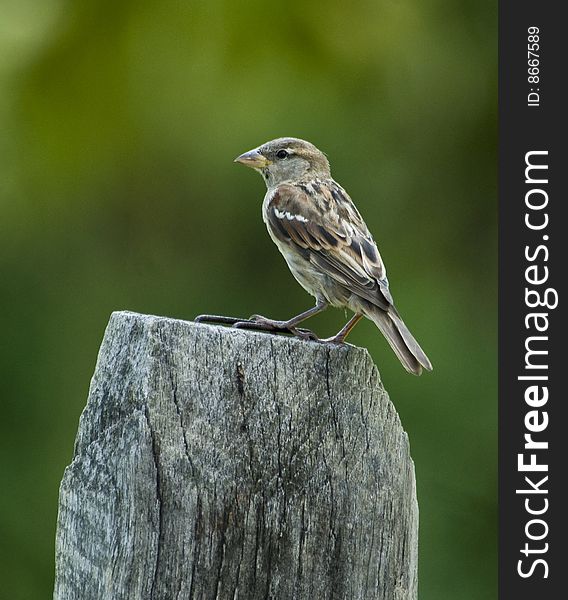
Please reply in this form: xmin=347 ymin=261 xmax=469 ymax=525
xmin=234 ymin=148 xmax=271 ymax=169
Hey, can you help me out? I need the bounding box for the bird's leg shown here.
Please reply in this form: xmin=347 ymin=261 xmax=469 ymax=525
xmin=233 ymin=300 xmax=328 ymax=339
xmin=320 ymin=314 xmax=363 ymax=344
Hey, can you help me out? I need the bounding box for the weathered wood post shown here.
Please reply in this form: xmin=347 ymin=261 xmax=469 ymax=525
xmin=53 ymin=311 xmax=418 ymax=599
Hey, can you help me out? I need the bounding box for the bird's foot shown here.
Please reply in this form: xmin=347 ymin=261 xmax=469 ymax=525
xmin=233 ymin=315 xmax=319 ymax=341
xmin=318 ymin=334 xmax=347 ymax=345
xmin=195 ymin=314 xmax=318 ymax=341
xmin=194 ymin=314 xmax=247 ymax=326
xmin=243 ymin=314 xmax=290 ymax=329
xmin=290 ymin=327 xmax=320 ymax=342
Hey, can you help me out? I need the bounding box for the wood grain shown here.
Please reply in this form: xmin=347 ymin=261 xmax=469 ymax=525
xmin=54 ymin=311 xmax=418 ymax=599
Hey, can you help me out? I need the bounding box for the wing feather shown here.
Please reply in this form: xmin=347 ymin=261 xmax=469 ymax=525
xmin=265 ymin=182 xmax=393 ymax=309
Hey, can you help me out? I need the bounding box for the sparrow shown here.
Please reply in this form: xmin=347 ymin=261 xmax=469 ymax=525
xmin=202 ymin=137 xmax=432 ymax=375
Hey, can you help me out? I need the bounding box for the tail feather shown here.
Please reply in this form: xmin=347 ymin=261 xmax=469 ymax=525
xmin=369 ymin=308 xmax=433 ymax=376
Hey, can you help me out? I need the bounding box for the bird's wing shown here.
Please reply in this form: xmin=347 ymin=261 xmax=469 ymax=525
xmin=265 ymin=182 xmax=393 ymax=310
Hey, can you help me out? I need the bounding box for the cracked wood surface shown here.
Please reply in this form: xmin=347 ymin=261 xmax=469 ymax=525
xmin=53 ymin=311 xmax=418 ymax=600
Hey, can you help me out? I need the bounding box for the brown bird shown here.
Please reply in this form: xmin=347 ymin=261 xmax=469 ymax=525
xmin=201 ymin=137 xmax=432 ymax=375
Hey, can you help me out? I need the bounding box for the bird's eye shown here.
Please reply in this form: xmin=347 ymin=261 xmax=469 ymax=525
xmin=276 ymin=149 xmax=288 ymax=159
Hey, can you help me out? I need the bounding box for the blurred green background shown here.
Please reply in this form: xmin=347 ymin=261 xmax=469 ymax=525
xmin=0 ymin=0 xmax=496 ymax=598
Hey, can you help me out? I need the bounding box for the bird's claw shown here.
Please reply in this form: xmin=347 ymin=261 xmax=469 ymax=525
xmin=232 ymin=319 xmax=275 ymax=332
xmin=318 ymin=335 xmax=347 ymax=345
xmin=242 ymin=317 xmax=319 ymax=340
xmin=194 ymin=314 xmax=246 ymax=325
xmin=233 ymin=320 xmax=319 ymax=341
xmin=245 ymin=315 xmax=289 ymax=329
xmin=195 ymin=314 xmax=318 ymax=341
xmin=292 ymin=328 xmax=319 ymax=342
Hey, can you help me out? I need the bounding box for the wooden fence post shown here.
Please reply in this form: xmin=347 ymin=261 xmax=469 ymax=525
xmin=53 ymin=311 xmax=418 ymax=599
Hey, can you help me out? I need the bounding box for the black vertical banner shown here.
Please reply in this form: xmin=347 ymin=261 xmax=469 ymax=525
xmin=499 ymin=2 xmax=566 ymax=598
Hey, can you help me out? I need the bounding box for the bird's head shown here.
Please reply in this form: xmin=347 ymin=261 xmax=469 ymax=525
xmin=235 ymin=137 xmax=331 ymax=188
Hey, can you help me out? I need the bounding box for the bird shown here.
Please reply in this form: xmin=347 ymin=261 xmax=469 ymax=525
xmin=221 ymin=137 xmax=432 ymax=375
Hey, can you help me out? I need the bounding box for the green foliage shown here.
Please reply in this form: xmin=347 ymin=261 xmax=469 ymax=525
xmin=0 ymin=1 xmax=496 ymax=597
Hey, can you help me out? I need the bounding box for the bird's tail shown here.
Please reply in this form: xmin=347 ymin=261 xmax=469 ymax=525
xmin=369 ymin=307 xmax=433 ymax=376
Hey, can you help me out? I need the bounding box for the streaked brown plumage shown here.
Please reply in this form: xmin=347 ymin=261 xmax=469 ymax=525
xmin=234 ymin=137 xmax=432 ymax=376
